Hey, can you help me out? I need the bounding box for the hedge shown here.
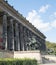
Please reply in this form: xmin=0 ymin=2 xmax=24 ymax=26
xmin=0 ymin=58 xmax=38 ymax=65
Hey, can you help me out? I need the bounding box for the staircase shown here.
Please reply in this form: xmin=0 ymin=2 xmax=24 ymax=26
xmin=40 ymin=55 xmax=56 ymax=65
xmin=42 ymin=57 xmax=56 ymax=64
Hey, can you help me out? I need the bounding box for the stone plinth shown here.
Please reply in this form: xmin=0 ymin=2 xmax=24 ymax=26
xmin=14 ymin=50 xmax=42 ymax=63
xmin=0 ymin=50 xmax=42 ymax=63
xmin=0 ymin=50 xmax=14 ymax=58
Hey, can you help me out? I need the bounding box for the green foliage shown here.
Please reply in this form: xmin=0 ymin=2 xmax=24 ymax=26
xmin=0 ymin=58 xmax=38 ymax=65
xmin=46 ymin=41 xmax=56 ymax=55
xmin=46 ymin=41 xmax=56 ymax=48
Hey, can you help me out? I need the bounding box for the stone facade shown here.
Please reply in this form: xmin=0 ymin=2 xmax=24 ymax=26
xmin=0 ymin=0 xmax=46 ymax=51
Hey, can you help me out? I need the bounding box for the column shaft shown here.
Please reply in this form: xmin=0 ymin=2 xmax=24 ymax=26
xmin=19 ymin=24 xmax=24 ymax=51
xmin=9 ymin=19 xmax=14 ymax=51
xmin=14 ymin=22 xmax=20 ymax=51
xmin=2 ymin=14 xmax=7 ymax=50
xmin=23 ymin=27 xmax=27 ymax=51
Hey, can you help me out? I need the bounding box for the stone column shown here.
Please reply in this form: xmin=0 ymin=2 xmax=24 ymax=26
xmin=2 ymin=13 xmax=7 ymax=50
xmin=9 ymin=19 xmax=14 ymax=51
xmin=26 ymin=29 xmax=31 ymax=50
xmin=26 ymin=30 xmax=31 ymax=50
xmin=36 ymin=36 xmax=40 ymax=50
xmin=29 ymin=31 xmax=33 ymax=50
xmin=42 ymin=40 xmax=46 ymax=51
xmin=19 ymin=24 xmax=24 ymax=51
xmin=23 ymin=27 xmax=27 ymax=51
xmin=14 ymin=22 xmax=20 ymax=51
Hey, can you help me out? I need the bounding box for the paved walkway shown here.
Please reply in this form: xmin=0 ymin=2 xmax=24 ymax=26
xmin=40 ymin=63 xmax=56 ymax=65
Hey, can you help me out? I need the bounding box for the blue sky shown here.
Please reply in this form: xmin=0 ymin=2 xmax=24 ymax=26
xmin=7 ymin=0 xmax=56 ymax=43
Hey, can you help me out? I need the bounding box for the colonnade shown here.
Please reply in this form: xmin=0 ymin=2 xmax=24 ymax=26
xmin=1 ymin=12 xmax=46 ymax=51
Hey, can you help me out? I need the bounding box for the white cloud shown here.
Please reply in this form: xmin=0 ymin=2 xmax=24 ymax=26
xmin=51 ymin=20 xmax=56 ymax=28
xmin=49 ymin=12 xmax=56 ymax=27
xmin=26 ymin=10 xmax=51 ymax=32
xmin=39 ymin=4 xmax=50 ymax=13
xmin=49 ymin=12 xmax=56 ymax=20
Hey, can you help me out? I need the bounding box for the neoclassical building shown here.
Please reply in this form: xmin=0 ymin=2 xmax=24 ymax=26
xmin=0 ymin=0 xmax=46 ymax=51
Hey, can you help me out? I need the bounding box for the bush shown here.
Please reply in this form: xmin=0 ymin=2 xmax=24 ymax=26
xmin=0 ymin=58 xmax=38 ymax=65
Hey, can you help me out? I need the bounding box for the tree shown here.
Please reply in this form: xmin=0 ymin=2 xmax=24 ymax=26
xmin=46 ymin=41 xmax=56 ymax=55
